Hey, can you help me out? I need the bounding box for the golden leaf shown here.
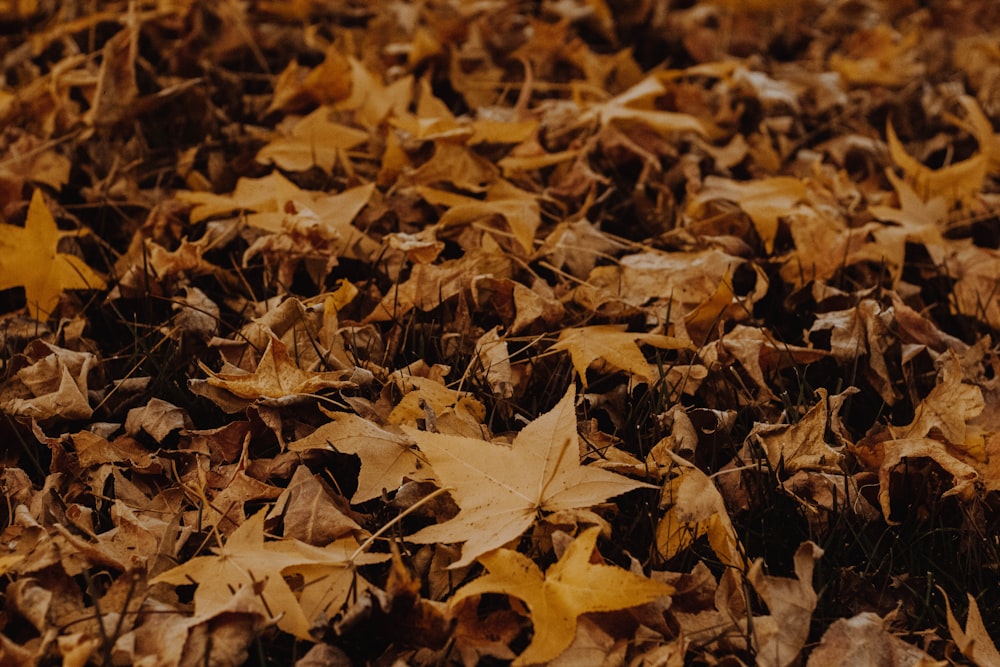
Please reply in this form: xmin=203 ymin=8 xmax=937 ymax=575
xmin=450 ymin=526 xmax=674 ymax=666
xmin=0 ymin=191 xmax=105 ymax=320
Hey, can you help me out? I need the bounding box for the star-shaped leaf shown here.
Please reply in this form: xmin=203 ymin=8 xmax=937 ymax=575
xmin=0 ymin=190 xmax=106 ymax=320
xmin=403 ymin=385 xmax=653 ymax=568
xmin=150 ymin=509 xmax=383 ymax=639
xmin=198 ymin=335 xmax=363 ymax=401
xmin=451 ymin=526 xmax=674 ymax=666
xmin=550 ymin=324 xmax=690 ymax=386
xmin=149 ymin=509 xmax=318 ymax=638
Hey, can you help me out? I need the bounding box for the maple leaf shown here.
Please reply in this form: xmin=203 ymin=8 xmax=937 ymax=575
xmin=149 ymin=509 xmax=317 ymax=638
xmin=944 ymin=591 xmax=1000 ymax=667
xmin=403 ymin=385 xmax=653 ymax=568
xmin=256 ymin=105 xmax=369 ymax=172
xmin=550 ymin=324 xmax=690 ymax=387
xmin=0 ymin=190 xmax=105 ymax=320
xmin=450 ymin=526 xmax=674 ymax=666
xmin=150 ymin=509 xmax=381 ymax=639
xmin=289 ymin=409 xmax=424 ymax=503
xmin=195 ymin=334 xmax=367 ymax=405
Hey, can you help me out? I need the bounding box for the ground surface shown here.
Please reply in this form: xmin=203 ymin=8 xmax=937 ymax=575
xmin=2 ymin=1 xmax=1000 ymax=665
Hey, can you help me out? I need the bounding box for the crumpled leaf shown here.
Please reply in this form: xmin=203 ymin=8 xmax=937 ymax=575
xmin=653 ymin=450 xmax=743 ymax=570
xmin=888 ymin=351 xmax=984 ymax=454
xmin=806 ymin=612 xmax=941 ymax=666
xmin=1 ymin=340 xmax=97 ymax=420
xmin=403 ymin=385 xmax=653 ymax=568
xmin=124 ymin=398 xmax=192 ymax=443
xmin=875 ymin=438 xmax=979 ymax=524
xmin=746 ymin=541 xmax=823 ymax=667
xmin=450 ymin=526 xmax=674 ymax=666
xmin=746 ymin=389 xmax=853 ymax=475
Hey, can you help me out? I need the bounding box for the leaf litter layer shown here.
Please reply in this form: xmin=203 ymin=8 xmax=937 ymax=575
xmin=2 ymin=0 xmax=1000 ymax=664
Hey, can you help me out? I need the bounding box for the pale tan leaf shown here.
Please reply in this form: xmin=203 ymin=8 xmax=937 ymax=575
xmin=944 ymin=591 xmax=1000 ymax=667
xmin=289 ymin=410 xmax=422 ymax=503
xmin=404 ymin=386 xmax=653 ymax=568
xmin=747 ymin=541 xmax=823 ymax=667
xmin=806 ymin=612 xmax=942 ymax=667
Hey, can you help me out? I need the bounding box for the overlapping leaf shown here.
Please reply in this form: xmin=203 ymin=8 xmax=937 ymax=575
xmin=404 ymin=386 xmax=653 ymax=568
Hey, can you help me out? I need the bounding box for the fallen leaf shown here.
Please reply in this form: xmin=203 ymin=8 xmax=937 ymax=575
xmin=806 ymin=612 xmax=941 ymax=666
xmin=944 ymin=591 xmax=1000 ymax=667
xmin=125 ymin=398 xmax=192 ymax=443
xmin=274 ymin=466 xmax=361 ymax=545
xmin=886 ymin=95 xmax=993 ymax=206
xmin=150 ymin=509 xmax=317 ymax=638
xmin=450 ymin=526 xmax=674 ymax=666
xmin=0 ymin=190 xmax=105 ymax=320
xmin=256 ymin=106 xmax=369 ymax=172
xmin=874 ymin=438 xmax=979 ymax=524
xmin=654 ymin=451 xmax=743 ymax=570
xmin=403 ymin=385 xmax=653 ymax=567
xmin=687 ymin=175 xmax=807 ymax=252
xmin=2 ymin=340 xmax=97 ymax=420
xmin=289 ymin=409 xmax=423 ymax=503
xmin=746 ymin=541 xmax=822 ymax=667
xmin=888 ymin=351 xmax=984 ymax=454
xmin=195 ymin=334 xmax=368 ymax=406
xmin=746 ymin=389 xmax=852 ymax=475
xmin=151 ymin=508 xmax=380 ymax=640
xmin=551 ymin=324 xmax=690 ymax=387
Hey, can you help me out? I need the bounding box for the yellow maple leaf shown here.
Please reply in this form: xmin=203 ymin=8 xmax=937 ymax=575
xmin=551 ymin=324 xmax=690 ymax=387
xmin=256 ymin=105 xmax=369 ymax=172
xmin=403 ymin=385 xmax=653 ymax=568
xmin=150 ymin=509 xmax=383 ymax=639
xmin=0 ymin=190 xmax=106 ymax=320
xmin=451 ymin=526 xmax=674 ymax=666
